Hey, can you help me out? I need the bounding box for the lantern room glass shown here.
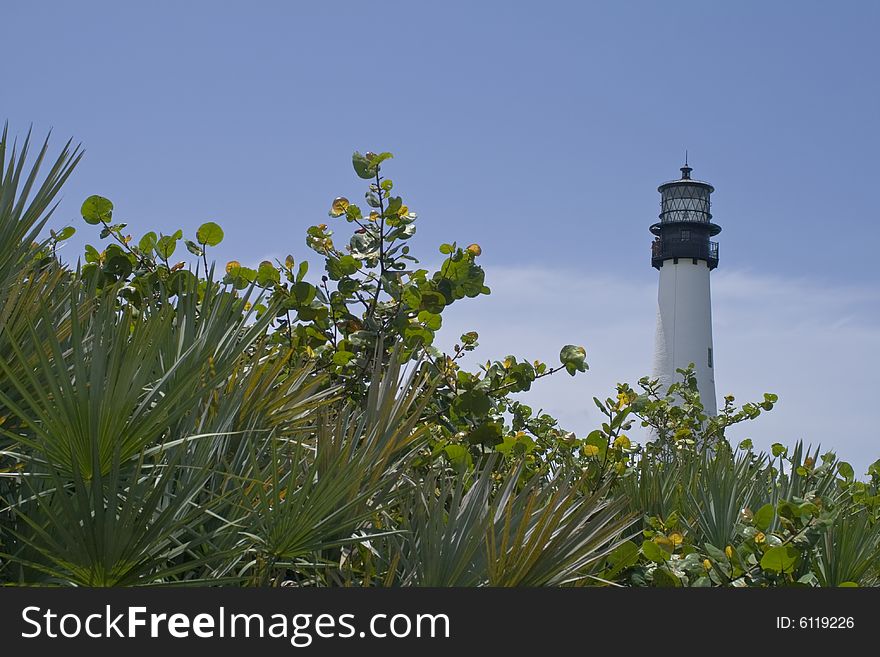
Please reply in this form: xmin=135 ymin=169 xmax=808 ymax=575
xmin=659 ymin=184 xmax=711 ymax=224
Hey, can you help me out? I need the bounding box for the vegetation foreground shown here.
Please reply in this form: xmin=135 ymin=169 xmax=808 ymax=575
xmin=0 ymin=127 xmax=878 ymax=587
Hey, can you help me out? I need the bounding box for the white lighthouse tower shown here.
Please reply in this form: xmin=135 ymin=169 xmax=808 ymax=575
xmin=650 ymin=162 xmax=721 ymax=415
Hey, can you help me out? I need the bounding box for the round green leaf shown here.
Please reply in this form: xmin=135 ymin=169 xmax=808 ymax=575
xmin=81 ymin=195 xmax=113 ymax=225
xmin=326 ymin=255 xmax=359 ymax=281
xmin=455 ymin=390 xmax=491 ymax=417
xmin=754 ymin=503 xmax=775 ymax=532
xmin=332 ymin=350 xmax=355 ymax=366
xmin=760 ymin=545 xmax=800 ymax=574
xmin=771 ymin=443 xmax=787 ymax=457
xmin=443 ymin=445 xmax=472 ymax=469
xmin=467 ymin=422 xmax=503 ymax=446
xmin=196 ymin=221 xmax=224 ymax=246
xmin=605 ymin=541 xmax=640 ymax=577
xmin=167 ymin=269 xmax=197 ymax=294
xmin=352 ymin=151 xmax=376 ymax=179
xmin=419 ymin=290 xmax=447 ymax=314
xmin=102 ymin=254 xmax=132 ymax=279
xmin=257 ymin=260 xmax=280 ymax=286
xmin=559 ymin=344 xmax=588 ymax=376
xmin=641 ymin=539 xmax=670 ymax=563
xmin=417 ymin=310 xmax=442 ymax=331
xmin=155 ymin=235 xmax=178 ymax=260
xmin=289 ymin=281 xmax=316 ymax=305
xmin=138 ymin=232 xmax=157 ymax=254
xmin=652 ymin=566 xmax=681 ymax=587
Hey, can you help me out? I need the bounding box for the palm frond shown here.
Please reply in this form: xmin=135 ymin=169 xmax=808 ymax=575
xmin=0 ymin=124 xmax=82 ymax=290
xmin=812 ymin=509 xmax=880 ymax=587
xmin=487 ymin=469 xmax=636 ymax=587
xmin=233 ymin=352 xmax=433 ymax=584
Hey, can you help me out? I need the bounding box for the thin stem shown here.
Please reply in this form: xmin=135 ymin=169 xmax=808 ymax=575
xmin=321 ymin=278 xmax=338 ymax=349
xmin=368 ymin=169 xmax=386 ymax=316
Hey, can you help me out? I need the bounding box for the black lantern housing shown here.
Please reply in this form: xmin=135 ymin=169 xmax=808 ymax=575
xmin=650 ymin=164 xmax=721 ymax=270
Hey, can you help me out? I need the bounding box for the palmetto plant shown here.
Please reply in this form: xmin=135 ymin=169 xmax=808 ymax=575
xmin=619 ymin=445 xmax=700 ymax=529
xmin=0 ymin=279 xmax=311 ymax=583
xmin=1 ymin=284 xmax=269 ymax=476
xmin=383 ymin=460 xmax=636 ymax=587
xmin=0 ymin=124 xmax=81 ymax=290
xmin=613 ymin=435 xmax=880 ymax=587
xmin=0 ymin=279 xmax=432 ymax=584
xmin=7 ymin=439 xmax=223 ymax=586
xmin=386 ymin=463 xmax=498 ymax=587
xmin=230 ymin=354 xmax=434 ymax=586
xmin=0 ymin=126 xmax=82 ymax=581
xmin=682 ymin=445 xmax=768 ymax=550
xmin=486 ymin=469 xmax=636 ymax=586
xmin=0 ymin=127 xmax=81 ymax=426
xmin=811 ymin=508 xmax=880 ymax=587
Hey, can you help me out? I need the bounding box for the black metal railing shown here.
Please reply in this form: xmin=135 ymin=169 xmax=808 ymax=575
xmin=651 ymin=239 xmax=719 ymax=270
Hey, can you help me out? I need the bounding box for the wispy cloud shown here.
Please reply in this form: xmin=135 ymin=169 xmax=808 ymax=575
xmin=438 ymin=266 xmax=880 ymax=475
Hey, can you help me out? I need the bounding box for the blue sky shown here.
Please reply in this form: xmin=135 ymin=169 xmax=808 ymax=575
xmin=6 ymin=1 xmax=879 ymax=470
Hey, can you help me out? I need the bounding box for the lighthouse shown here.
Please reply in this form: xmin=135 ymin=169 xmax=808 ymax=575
xmin=650 ymin=162 xmax=721 ymax=415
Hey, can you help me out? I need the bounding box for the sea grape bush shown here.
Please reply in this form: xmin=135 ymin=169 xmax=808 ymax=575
xmin=69 ymin=151 xmax=589 ymax=467
xmin=591 ymin=368 xmax=880 ymax=587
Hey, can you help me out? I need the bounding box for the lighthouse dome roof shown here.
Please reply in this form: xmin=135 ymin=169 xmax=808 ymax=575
xmin=657 ymin=178 xmax=715 ymax=193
